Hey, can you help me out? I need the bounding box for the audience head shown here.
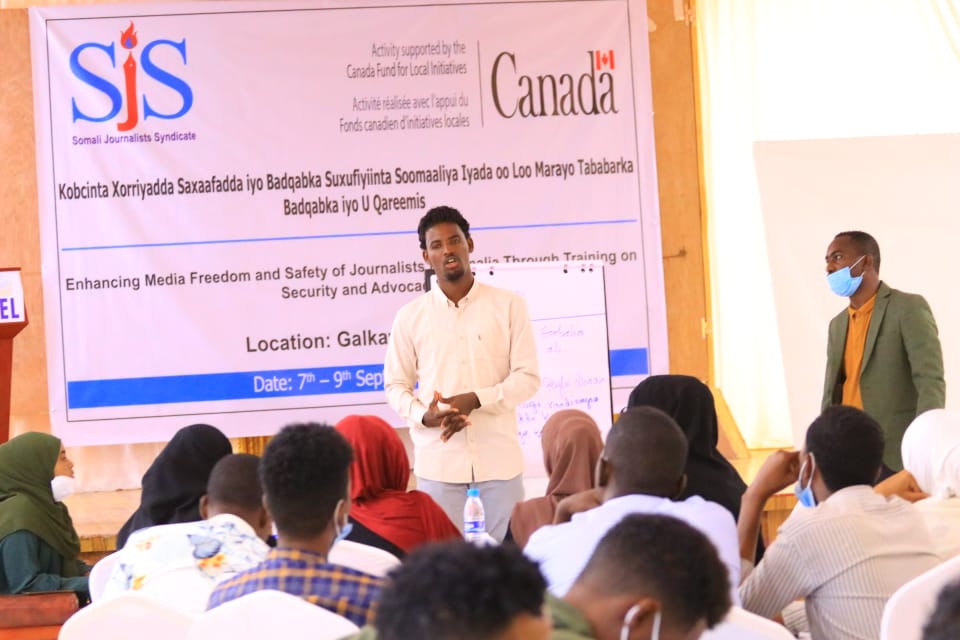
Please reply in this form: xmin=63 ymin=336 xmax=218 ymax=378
xmin=804 ymin=406 xmax=884 ymax=496
xmin=542 ymin=409 xmax=604 ymax=498
xmin=0 ymin=432 xmax=81 ymax=562
xmin=117 ymin=423 xmax=233 ymax=546
xmin=260 ymin=423 xmax=353 ymax=546
xmin=200 ymin=453 xmax=272 ymax=540
xmin=568 ymin=514 xmax=731 ymax=640
xmin=417 ymin=205 xmax=471 ymax=250
xmin=924 ymin=579 xmax=960 ymax=640
xmin=334 ymin=415 xmax=410 ymax=501
xmin=902 ymin=409 xmax=960 ymax=499
xmin=627 ymin=375 xmax=720 ymax=455
xmin=601 ymin=407 xmax=688 ymax=499
xmin=375 ymin=541 xmax=550 ymax=640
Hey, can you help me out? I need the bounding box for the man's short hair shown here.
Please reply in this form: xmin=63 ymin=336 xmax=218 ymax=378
xmin=206 ymin=453 xmax=263 ymax=511
xmin=417 ymin=205 xmax=471 ymax=250
xmin=376 ymin=541 xmax=546 ymax=640
xmin=577 ymin=514 xmax=731 ymax=630
xmin=835 ymin=230 xmax=881 ymax=271
xmin=924 ymin=579 xmax=960 ymax=640
xmin=260 ymin=423 xmax=353 ymax=538
xmin=605 ymin=406 xmax=688 ymax=494
xmin=805 ymin=406 xmax=884 ymax=491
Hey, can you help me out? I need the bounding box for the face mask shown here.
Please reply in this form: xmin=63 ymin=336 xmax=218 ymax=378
xmin=827 ymin=255 xmax=866 ymax=297
xmin=620 ymin=604 xmax=661 ymax=640
xmin=50 ymin=476 xmax=76 ymax=502
xmin=332 ymin=499 xmax=353 ymax=545
xmin=794 ymin=456 xmax=817 ymax=508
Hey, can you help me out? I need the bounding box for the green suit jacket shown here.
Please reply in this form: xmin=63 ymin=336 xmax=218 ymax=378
xmin=821 ymin=282 xmax=945 ymax=470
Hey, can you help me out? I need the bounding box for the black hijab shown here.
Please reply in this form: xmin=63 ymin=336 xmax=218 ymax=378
xmin=627 ymin=375 xmax=747 ymax=520
xmin=116 ymin=424 xmax=232 ymax=547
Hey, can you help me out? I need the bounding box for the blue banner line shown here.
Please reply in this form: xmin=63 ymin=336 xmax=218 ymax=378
xmin=67 ymin=348 xmax=648 ymax=409
xmin=60 ymin=218 xmax=637 ymax=252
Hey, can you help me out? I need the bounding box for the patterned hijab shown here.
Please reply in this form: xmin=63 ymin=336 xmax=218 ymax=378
xmin=0 ymin=433 xmax=82 ymax=572
xmin=117 ymin=424 xmax=232 ymax=546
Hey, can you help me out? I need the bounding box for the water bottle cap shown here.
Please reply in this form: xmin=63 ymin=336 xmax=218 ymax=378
xmin=467 ymin=488 xmax=480 ymax=497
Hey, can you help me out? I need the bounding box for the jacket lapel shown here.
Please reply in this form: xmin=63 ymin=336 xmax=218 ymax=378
xmin=860 ymin=282 xmax=891 ymax=373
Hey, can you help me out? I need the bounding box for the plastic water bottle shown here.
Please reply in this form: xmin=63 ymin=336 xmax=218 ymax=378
xmin=463 ymin=488 xmax=486 ymax=542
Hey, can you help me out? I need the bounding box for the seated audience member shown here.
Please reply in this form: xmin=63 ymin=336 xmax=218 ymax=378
xmin=524 ymin=406 xmax=741 ymax=603
xmin=350 ymin=513 xmax=730 ymax=640
xmin=117 ymin=423 xmax=232 ymax=547
xmin=555 ymin=513 xmax=731 ymax=639
xmin=924 ymin=579 xmax=960 ymax=640
xmin=628 ymin=375 xmax=764 ymax=562
xmin=626 ymin=377 xmax=748 ymax=524
xmin=366 ymin=541 xmax=551 ymax=640
xmin=102 ymin=453 xmax=271 ymax=613
xmin=507 ymin=409 xmax=603 ymax=548
xmin=738 ymin=405 xmax=940 ymax=640
xmin=334 ymin=415 xmax=460 ymax=558
xmin=899 ymin=409 xmax=960 ymax=558
xmin=207 ymin=423 xmax=383 ymax=626
xmin=0 ymin=433 xmax=89 ymax=599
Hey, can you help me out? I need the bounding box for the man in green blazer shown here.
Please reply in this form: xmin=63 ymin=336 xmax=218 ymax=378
xmin=821 ymin=231 xmax=945 ymax=474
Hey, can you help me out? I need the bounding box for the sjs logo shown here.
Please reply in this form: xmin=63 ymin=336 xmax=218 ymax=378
xmin=70 ymin=21 xmax=193 ymax=131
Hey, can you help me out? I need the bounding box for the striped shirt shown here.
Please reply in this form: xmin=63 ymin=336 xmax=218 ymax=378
xmin=206 ymin=547 xmax=384 ymax=626
xmin=740 ymin=485 xmax=940 ymax=640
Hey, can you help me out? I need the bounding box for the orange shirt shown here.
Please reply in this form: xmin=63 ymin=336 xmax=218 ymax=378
xmin=842 ymin=293 xmax=878 ymax=409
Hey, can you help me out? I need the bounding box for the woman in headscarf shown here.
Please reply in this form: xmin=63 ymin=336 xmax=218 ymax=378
xmin=627 ymin=375 xmax=763 ymax=559
xmin=335 ymin=415 xmax=460 ymax=558
xmin=116 ymin=423 xmax=232 ymax=547
xmin=0 ymin=432 xmax=89 ymax=597
xmin=507 ymin=409 xmax=604 ymax=548
xmin=900 ymin=409 xmax=960 ymax=559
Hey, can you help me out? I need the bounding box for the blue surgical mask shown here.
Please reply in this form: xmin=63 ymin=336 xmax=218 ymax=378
xmin=620 ymin=604 xmax=660 ymax=640
xmin=794 ymin=456 xmax=817 ymax=508
xmin=827 ymin=255 xmax=866 ymax=297
xmin=332 ymin=500 xmax=353 ymax=545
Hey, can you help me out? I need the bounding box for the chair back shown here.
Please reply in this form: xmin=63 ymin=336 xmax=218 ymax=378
xmin=187 ymin=590 xmax=359 ymax=640
xmin=701 ymin=607 xmax=796 ymax=639
xmin=58 ymin=591 xmax=194 ymax=640
xmin=87 ymin=551 xmax=120 ymax=602
xmin=881 ymin=555 xmax=960 ymax=640
xmin=328 ymin=540 xmax=401 ymax=577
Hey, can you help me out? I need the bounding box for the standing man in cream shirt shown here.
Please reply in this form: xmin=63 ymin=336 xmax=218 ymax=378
xmin=384 ymin=205 xmax=540 ymax=541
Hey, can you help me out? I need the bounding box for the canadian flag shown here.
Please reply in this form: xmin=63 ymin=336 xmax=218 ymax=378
xmin=595 ymin=49 xmax=615 ymax=70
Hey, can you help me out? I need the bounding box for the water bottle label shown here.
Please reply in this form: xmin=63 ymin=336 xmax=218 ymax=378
xmin=464 ymin=520 xmax=485 ymax=535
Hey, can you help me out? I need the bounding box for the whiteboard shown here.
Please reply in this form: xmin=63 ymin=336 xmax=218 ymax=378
xmin=431 ymin=262 xmax=613 ymax=478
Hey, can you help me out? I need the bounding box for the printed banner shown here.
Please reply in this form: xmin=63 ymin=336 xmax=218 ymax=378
xmin=30 ymin=0 xmax=667 ymax=447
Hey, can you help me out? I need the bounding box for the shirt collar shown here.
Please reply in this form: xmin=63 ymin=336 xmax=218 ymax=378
xmin=432 ymin=279 xmax=480 ymax=308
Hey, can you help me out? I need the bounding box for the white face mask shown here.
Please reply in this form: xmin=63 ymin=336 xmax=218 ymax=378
xmin=620 ymin=604 xmax=661 ymax=640
xmin=50 ymin=475 xmax=76 ymax=502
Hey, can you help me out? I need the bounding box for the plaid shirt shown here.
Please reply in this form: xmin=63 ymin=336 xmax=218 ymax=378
xmin=206 ymin=547 xmax=384 ymax=626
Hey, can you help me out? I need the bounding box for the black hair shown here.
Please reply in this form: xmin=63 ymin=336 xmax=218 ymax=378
xmin=805 ymin=405 xmax=884 ymax=491
xmin=577 ymin=514 xmax=731 ymax=629
xmin=376 ymin=541 xmax=547 ymax=640
xmin=417 ymin=205 xmax=471 ymax=250
xmin=205 ymin=453 xmax=263 ymax=511
xmin=924 ymin=579 xmax=960 ymax=640
xmin=835 ymin=230 xmax=881 ymax=271
xmin=605 ymin=406 xmax=688 ymax=495
xmin=259 ymin=423 xmax=353 ymax=538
